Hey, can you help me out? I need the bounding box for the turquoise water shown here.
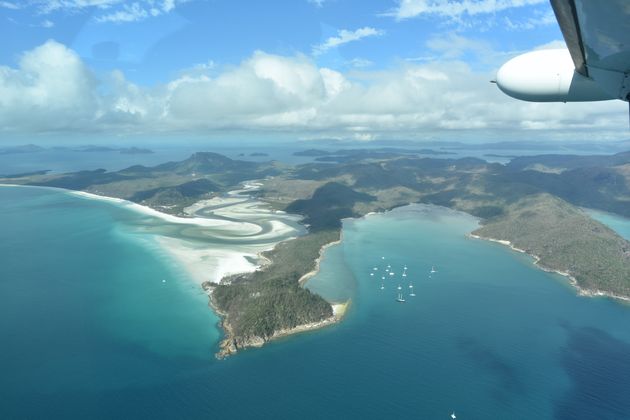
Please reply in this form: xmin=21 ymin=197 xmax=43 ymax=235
xmin=587 ymin=208 xmax=630 ymax=241
xmin=2 ymin=187 xmax=630 ymax=419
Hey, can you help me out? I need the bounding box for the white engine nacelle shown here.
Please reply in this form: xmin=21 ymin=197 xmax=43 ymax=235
xmin=495 ymin=49 xmax=615 ymax=102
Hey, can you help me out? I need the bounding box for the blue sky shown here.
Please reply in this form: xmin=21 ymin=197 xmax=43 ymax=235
xmin=0 ymin=0 xmax=626 ymax=143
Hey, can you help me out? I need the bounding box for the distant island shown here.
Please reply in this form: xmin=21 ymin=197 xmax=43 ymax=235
xmin=69 ymin=145 xmax=154 ymax=154
xmin=0 ymin=144 xmax=153 ymax=155
xmin=483 ymin=153 xmax=519 ymax=159
xmin=293 ymin=147 xmax=455 ymax=161
xmin=0 ymin=144 xmax=46 ymax=155
xmin=3 ymin=148 xmax=630 ymax=357
xmin=293 ymin=149 xmax=330 ymax=157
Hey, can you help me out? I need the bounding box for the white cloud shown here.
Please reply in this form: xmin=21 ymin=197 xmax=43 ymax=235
xmin=533 ymin=40 xmax=567 ymax=50
xmin=0 ymin=40 xmax=99 ymax=131
xmin=96 ymin=0 xmax=187 ymax=23
xmin=426 ymin=33 xmax=492 ymax=59
xmin=0 ymin=1 xmax=19 ymax=9
xmin=36 ymin=0 xmax=124 ymax=14
xmin=504 ymin=9 xmax=556 ymax=30
xmin=95 ymin=3 xmax=148 ymax=23
xmin=0 ymin=40 xmax=626 ymax=141
xmin=348 ymin=58 xmax=374 ymax=68
xmin=313 ymin=27 xmax=385 ymax=55
xmin=30 ymin=0 xmax=186 ymax=23
xmin=389 ymin=0 xmax=547 ymax=20
xmin=307 ymin=0 xmax=326 ymax=7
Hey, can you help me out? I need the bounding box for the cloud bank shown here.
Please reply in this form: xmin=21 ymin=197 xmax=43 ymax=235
xmin=0 ymin=40 xmax=625 ymax=141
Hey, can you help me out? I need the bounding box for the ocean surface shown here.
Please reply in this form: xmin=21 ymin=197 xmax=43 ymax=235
xmin=2 ymin=186 xmax=630 ymax=419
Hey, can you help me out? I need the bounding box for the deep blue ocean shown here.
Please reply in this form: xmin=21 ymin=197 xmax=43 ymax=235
xmin=1 ymin=186 xmax=630 ymax=419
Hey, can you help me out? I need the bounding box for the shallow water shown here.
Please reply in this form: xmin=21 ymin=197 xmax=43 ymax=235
xmin=587 ymin=208 xmax=630 ymax=241
xmin=2 ymin=188 xmax=630 ymax=419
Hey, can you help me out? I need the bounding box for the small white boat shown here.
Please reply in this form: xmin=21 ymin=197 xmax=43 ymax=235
xmin=370 ymin=273 xmax=374 ymax=276
xmin=380 ymin=283 xmax=385 ymax=290
xmin=430 ymin=266 xmax=437 ymax=274
xmin=396 ymin=292 xmax=405 ymax=303
xmin=373 ymin=267 xmax=378 ymax=271
xmin=450 ymin=412 xmax=456 ymax=419
xmin=397 ymin=284 xmax=402 ymax=290
xmin=409 ymin=284 xmax=416 ymax=297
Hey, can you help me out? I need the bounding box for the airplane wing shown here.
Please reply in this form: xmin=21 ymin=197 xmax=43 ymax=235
xmin=549 ymin=0 xmax=587 ymax=76
xmin=496 ymin=0 xmax=630 ymax=107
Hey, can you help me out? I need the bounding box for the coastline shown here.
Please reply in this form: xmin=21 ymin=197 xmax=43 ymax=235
xmin=215 ymin=299 xmax=350 ymax=359
xmin=2 ymin=183 xmax=351 ymax=356
xmin=1 ymin=183 xmax=231 ymax=228
xmin=1 ymin=183 xmax=300 ymax=287
xmin=214 ymin=230 xmax=349 ymax=359
xmin=298 ymin=232 xmax=343 ymax=286
xmin=468 ymin=233 xmax=630 ymax=303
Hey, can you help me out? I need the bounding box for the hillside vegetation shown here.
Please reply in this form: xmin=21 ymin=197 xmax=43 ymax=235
xmin=210 ymin=230 xmax=339 ymax=355
xmin=473 ymin=194 xmax=630 ymax=297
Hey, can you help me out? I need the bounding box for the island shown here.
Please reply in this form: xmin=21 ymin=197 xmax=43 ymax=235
xmin=3 ymin=148 xmax=630 ymax=357
xmin=0 ymin=144 xmax=154 ymax=155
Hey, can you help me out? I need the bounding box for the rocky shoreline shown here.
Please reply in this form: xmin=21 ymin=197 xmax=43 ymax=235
xmin=211 ymin=292 xmax=349 ymax=359
xmin=468 ymin=233 xmax=630 ymax=303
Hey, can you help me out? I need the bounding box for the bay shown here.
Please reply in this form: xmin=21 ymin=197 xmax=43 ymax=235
xmin=2 ymin=188 xmax=630 ymax=419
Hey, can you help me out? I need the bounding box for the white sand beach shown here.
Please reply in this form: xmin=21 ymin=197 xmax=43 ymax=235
xmin=1 ymin=183 xmax=303 ymax=288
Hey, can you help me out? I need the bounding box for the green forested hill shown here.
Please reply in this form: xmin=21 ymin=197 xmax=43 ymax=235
xmin=473 ymin=194 xmax=630 ymax=297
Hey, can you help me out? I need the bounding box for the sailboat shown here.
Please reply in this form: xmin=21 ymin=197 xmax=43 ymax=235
xmin=396 ymin=291 xmax=406 ymax=302
xmin=380 ymin=276 xmax=385 ymax=290
xmin=409 ymin=280 xmax=416 ymax=296
xmin=430 ymin=266 xmax=437 ymax=274
xmin=450 ymin=412 xmax=456 ymax=419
